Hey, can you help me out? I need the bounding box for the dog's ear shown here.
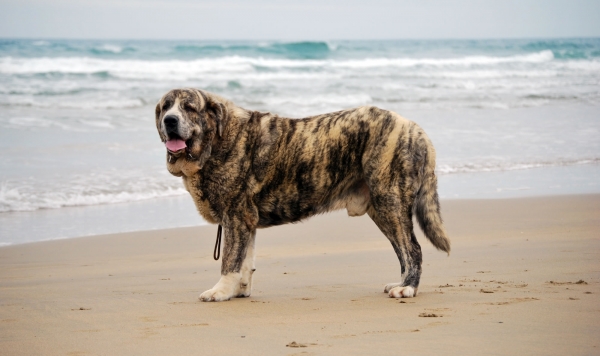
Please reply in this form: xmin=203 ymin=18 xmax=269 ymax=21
xmin=155 ymin=102 xmax=161 ymax=121
xmin=208 ymin=101 xmax=230 ymax=137
xmin=155 ymin=102 xmax=167 ymax=143
xmin=217 ymin=103 xmax=230 ymax=137
xmin=196 ymin=89 xmax=229 ymax=137
xmin=196 ymin=141 xmax=212 ymax=170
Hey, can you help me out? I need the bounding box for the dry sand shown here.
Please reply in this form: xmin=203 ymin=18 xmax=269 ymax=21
xmin=1 ymin=195 xmax=599 ymax=355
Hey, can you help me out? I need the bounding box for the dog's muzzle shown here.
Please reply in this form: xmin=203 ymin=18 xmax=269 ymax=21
xmin=163 ymin=115 xmax=187 ymax=153
xmin=164 ymin=115 xmax=179 ymax=136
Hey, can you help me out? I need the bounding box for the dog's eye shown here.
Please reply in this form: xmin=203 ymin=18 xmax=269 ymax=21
xmin=184 ymin=103 xmax=197 ymax=112
xmin=162 ymin=100 xmax=171 ymax=111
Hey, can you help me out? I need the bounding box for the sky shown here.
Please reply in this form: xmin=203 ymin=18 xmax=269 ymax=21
xmin=0 ymin=0 xmax=599 ymax=40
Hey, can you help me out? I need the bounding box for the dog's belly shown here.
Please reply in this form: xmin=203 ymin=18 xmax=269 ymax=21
xmin=255 ymin=179 xmax=371 ymax=228
xmin=255 ymin=199 xmax=318 ymax=227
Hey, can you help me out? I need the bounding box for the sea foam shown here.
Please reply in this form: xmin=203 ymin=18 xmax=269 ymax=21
xmin=0 ymin=50 xmax=557 ymax=75
xmin=0 ymin=169 xmax=187 ymax=213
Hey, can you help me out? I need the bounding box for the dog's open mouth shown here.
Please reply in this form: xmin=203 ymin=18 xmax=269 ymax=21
xmin=166 ymin=139 xmax=186 ymax=153
xmin=165 ymin=132 xmax=191 ymax=154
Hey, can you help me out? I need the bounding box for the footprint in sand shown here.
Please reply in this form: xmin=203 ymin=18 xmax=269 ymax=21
xmin=483 ymin=297 xmax=539 ymax=305
xmin=286 ymin=341 xmax=317 ymax=348
xmin=547 ymin=279 xmax=587 ymax=285
xmin=419 ymin=313 xmax=442 ymax=317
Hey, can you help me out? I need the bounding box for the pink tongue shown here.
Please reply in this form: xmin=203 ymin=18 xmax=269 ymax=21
xmin=166 ymin=139 xmax=186 ymax=151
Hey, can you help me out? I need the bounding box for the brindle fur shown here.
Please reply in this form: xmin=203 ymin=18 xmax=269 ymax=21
xmin=155 ymin=88 xmax=450 ymax=301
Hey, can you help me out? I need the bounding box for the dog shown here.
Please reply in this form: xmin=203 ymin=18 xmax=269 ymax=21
xmin=155 ymin=88 xmax=450 ymax=302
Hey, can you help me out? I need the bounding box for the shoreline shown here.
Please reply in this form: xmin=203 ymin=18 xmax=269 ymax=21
xmin=0 ymin=193 xmax=600 ymax=249
xmin=0 ymin=194 xmax=598 ymax=354
xmin=1 ymin=163 xmax=599 ymax=246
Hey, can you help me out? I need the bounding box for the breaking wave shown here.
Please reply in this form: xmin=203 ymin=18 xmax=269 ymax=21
xmin=0 ymin=50 xmax=559 ymax=77
xmin=0 ymin=169 xmax=187 ymax=213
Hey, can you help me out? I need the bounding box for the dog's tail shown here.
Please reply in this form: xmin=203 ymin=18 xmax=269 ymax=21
xmin=412 ymin=129 xmax=451 ymax=254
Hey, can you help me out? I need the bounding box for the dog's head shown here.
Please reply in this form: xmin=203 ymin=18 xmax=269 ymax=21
xmin=155 ymin=88 xmax=230 ymax=176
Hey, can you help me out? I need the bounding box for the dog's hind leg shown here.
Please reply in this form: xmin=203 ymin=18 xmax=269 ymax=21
xmin=367 ymin=194 xmax=422 ymax=298
xmin=199 ymin=217 xmax=256 ymax=302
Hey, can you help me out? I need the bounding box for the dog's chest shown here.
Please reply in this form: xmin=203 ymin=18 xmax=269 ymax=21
xmin=182 ymin=176 xmax=219 ymax=224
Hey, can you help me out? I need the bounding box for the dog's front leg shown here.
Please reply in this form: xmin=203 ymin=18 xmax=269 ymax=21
xmin=237 ymin=231 xmax=256 ymax=297
xmin=199 ymin=221 xmax=256 ymax=302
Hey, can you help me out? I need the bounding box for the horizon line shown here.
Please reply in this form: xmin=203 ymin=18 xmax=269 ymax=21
xmin=1 ymin=36 xmax=599 ymax=42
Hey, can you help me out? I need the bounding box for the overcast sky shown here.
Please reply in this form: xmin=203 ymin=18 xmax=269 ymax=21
xmin=1 ymin=0 xmax=599 ymax=40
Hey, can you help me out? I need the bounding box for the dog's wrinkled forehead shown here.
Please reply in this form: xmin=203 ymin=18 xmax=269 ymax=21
xmin=160 ymin=89 xmax=207 ymax=115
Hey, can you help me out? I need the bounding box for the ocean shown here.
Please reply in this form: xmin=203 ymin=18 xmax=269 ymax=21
xmin=1 ymin=38 xmax=599 ymax=245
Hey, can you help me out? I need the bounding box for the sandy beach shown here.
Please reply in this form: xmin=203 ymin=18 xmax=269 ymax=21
xmin=0 ymin=194 xmax=598 ymax=355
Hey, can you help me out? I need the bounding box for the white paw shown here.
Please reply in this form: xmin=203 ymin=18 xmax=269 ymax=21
xmin=198 ymin=273 xmax=242 ymax=302
xmin=384 ymin=282 xmax=402 ymax=293
xmin=388 ymin=286 xmax=417 ymax=298
xmin=199 ymin=287 xmax=234 ymax=302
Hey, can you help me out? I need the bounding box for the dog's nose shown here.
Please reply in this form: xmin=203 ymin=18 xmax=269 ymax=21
xmin=164 ymin=115 xmax=178 ymax=129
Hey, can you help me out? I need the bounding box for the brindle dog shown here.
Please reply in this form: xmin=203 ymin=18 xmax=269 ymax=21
xmin=155 ymin=88 xmax=450 ymax=302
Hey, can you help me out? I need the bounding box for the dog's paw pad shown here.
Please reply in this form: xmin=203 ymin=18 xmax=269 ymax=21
xmin=199 ymin=288 xmax=233 ymax=302
xmin=388 ymin=286 xmax=416 ymax=298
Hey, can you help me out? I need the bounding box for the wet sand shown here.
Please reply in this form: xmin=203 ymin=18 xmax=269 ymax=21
xmin=0 ymin=195 xmax=598 ymax=355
